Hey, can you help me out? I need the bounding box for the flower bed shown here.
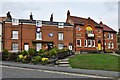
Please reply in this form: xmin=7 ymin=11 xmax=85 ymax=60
xmin=2 ymin=48 xmax=74 ymax=65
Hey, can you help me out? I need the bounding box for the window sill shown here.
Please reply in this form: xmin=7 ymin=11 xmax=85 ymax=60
xmin=76 ymin=46 xmax=81 ymax=48
xmin=11 ymin=38 xmax=19 ymax=40
xmin=36 ymin=39 xmax=42 ymax=40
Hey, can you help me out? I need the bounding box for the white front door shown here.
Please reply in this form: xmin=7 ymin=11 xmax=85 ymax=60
xmin=24 ymin=44 xmax=29 ymax=51
xmin=36 ymin=43 xmax=42 ymax=51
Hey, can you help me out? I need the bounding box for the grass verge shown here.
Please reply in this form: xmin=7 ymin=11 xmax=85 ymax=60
xmin=69 ymin=54 xmax=120 ymax=72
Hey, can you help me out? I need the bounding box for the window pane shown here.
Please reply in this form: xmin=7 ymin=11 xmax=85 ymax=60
xmin=84 ymin=40 xmax=87 ymax=47
xmin=58 ymin=23 xmax=64 ymax=28
xmin=58 ymin=33 xmax=63 ymax=40
xmin=58 ymin=44 xmax=64 ymax=49
xmin=36 ymin=20 xmax=42 ymax=27
xmin=12 ymin=31 xmax=18 ymax=39
xmin=12 ymin=43 xmax=18 ymax=51
xmin=36 ymin=43 xmax=42 ymax=51
xmin=36 ymin=32 xmax=42 ymax=40
xmin=111 ymin=34 xmax=113 ymax=39
xmin=12 ymin=18 xmax=19 ymax=25
xmin=76 ymin=39 xmax=81 ymax=47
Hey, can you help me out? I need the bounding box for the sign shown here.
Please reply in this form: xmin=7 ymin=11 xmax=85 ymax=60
xmin=48 ymin=33 xmax=53 ymax=37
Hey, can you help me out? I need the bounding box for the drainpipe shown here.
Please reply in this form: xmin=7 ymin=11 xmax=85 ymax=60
xmin=2 ymin=21 xmax=5 ymax=50
xmin=74 ymin=25 xmax=76 ymax=52
xmin=103 ymin=31 xmax=105 ymax=53
xmin=21 ymin=22 xmax=23 ymax=52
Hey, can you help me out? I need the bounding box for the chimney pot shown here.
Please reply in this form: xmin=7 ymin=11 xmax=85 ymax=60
xmin=50 ymin=13 xmax=53 ymax=22
xmin=30 ymin=12 xmax=33 ymax=20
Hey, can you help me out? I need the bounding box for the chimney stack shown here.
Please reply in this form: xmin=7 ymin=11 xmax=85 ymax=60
xmin=100 ymin=21 xmax=103 ymax=25
xmin=50 ymin=13 xmax=53 ymax=22
xmin=30 ymin=12 xmax=33 ymax=21
xmin=6 ymin=11 xmax=12 ymax=20
xmin=67 ymin=10 xmax=70 ymax=17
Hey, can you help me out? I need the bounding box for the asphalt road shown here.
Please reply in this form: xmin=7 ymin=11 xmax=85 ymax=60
xmin=1 ymin=66 xmax=112 ymax=79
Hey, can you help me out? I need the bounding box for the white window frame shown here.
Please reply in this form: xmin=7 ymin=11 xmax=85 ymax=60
xmin=108 ymin=33 xmax=110 ymax=39
xmin=76 ymin=39 xmax=81 ymax=47
xmin=12 ymin=43 xmax=18 ymax=52
xmin=36 ymin=32 xmax=42 ymax=40
xmin=111 ymin=43 xmax=114 ymax=49
xmin=98 ymin=29 xmax=101 ymax=33
xmin=104 ymin=42 xmax=106 ymax=45
xmin=12 ymin=18 xmax=19 ymax=25
xmin=88 ymin=39 xmax=91 ymax=47
xmin=36 ymin=20 xmax=42 ymax=27
xmin=111 ymin=34 xmax=113 ymax=39
xmin=58 ymin=22 xmax=64 ymax=28
xmin=58 ymin=32 xmax=63 ymax=41
xmin=58 ymin=44 xmax=64 ymax=49
xmin=36 ymin=43 xmax=42 ymax=51
xmin=92 ymin=40 xmax=95 ymax=47
xmin=84 ymin=40 xmax=87 ymax=47
xmin=12 ymin=31 xmax=18 ymax=39
xmin=108 ymin=43 xmax=111 ymax=49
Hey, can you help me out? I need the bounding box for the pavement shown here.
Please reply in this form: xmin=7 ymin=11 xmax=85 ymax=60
xmin=1 ymin=61 xmax=119 ymax=78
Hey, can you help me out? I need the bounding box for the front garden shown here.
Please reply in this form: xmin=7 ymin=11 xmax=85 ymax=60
xmin=69 ymin=54 xmax=120 ymax=72
xmin=2 ymin=48 xmax=73 ymax=65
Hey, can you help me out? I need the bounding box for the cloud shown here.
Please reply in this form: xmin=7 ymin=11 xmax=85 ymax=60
xmin=0 ymin=1 xmax=118 ymax=31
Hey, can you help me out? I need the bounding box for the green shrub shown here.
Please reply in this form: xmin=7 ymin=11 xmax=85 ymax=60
xmin=22 ymin=55 xmax=32 ymax=63
xmin=31 ymin=56 xmax=42 ymax=65
xmin=50 ymin=49 xmax=57 ymax=56
xmin=22 ymin=50 xmax=28 ymax=56
xmin=3 ymin=49 xmax=9 ymax=55
xmin=44 ymin=51 xmax=51 ymax=58
xmin=9 ymin=52 xmax=18 ymax=61
xmin=2 ymin=49 xmax=10 ymax=61
xmin=28 ymin=48 xmax=35 ymax=56
xmin=38 ymin=49 xmax=45 ymax=54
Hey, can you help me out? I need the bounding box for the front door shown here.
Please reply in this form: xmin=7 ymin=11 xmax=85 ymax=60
xmin=24 ymin=43 xmax=29 ymax=51
xmin=98 ymin=40 xmax=101 ymax=50
xmin=98 ymin=43 xmax=101 ymax=50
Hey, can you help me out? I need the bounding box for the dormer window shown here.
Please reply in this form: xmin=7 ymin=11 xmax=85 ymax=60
xmin=58 ymin=22 xmax=64 ymax=28
xmin=36 ymin=20 xmax=42 ymax=27
xmin=12 ymin=18 xmax=19 ymax=25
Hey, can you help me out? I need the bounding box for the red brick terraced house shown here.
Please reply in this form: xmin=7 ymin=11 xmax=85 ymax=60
xmin=2 ymin=12 xmax=73 ymax=52
xmin=0 ymin=11 xmax=118 ymax=53
xmin=66 ymin=10 xmax=117 ymax=53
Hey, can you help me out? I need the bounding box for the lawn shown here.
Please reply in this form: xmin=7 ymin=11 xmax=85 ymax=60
xmin=69 ymin=54 xmax=120 ymax=72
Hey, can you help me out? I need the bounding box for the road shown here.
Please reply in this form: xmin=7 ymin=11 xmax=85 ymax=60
xmin=1 ymin=65 xmax=112 ymax=79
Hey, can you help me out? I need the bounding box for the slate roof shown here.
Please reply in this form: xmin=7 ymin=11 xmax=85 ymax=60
xmin=5 ymin=18 xmax=73 ymax=26
xmin=69 ymin=16 xmax=117 ymax=32
xmin=69 ymin=16 xmax=102 ymax=27
xmin=102 ymin=24 xmax=117 ymax=33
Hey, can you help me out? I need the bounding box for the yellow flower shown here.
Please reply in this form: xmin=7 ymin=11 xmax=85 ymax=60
xmin=24 ymin=55 xmax=27 ymax=59
xmin=42 ymin=58 xmax=49 ymax=62
xmin=18 ymin=55 xmax=23 ymax=59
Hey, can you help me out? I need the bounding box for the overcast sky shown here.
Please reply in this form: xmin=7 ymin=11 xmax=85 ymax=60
xmin=0 ymin=0 xmax=119 ymax=32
